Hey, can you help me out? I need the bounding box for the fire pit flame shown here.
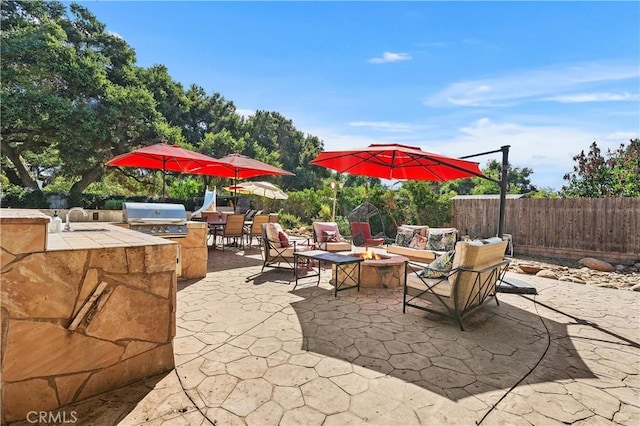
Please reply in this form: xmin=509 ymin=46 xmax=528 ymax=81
xmin=358 ymin=251 xmax=387 ymax=261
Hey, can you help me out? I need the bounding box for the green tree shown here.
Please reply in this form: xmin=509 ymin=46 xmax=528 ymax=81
xmin=562 ymin=139 xmax=640 ymax=198
xmin=1 ymin=1 xmax=165 ymax=194
xmin=440 ymin=160 xmax=536 ymax=195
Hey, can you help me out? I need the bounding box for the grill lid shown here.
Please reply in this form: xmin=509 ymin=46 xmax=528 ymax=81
xmin=122 ymin=202 xmax=187 ymax=223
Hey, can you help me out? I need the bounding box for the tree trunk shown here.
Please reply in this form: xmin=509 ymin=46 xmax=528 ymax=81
xmin=69 ymin=165 xmax=103 ymax=194
xmin=3 ymin=145 xmax=39 ymax=189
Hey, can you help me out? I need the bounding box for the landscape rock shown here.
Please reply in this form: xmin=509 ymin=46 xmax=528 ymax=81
xmin=536 ymin=270 xmax=559 ymax=280
xmin=559 ymin=276 xmax=586 ymax=284
xmin=508 ymin=256 xmax=640 ymax=290
xmin=578 ymin=257 xmax=616 ymax=272
xmin=518 ymin=264 xmax=543 ymax=274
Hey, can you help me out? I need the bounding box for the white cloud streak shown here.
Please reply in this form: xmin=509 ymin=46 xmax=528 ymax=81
xmin=424 ymin=62 xmax=640 ymax=107
xmin=545 ymin=92 xmax=638 ymax=103
xmin=348 ymin=121 xmax=415 ymax=132
xmin=368 ymin=51 xmax=412 ymax=64
xmin=304 ymin=117 xmax=639 ymax=190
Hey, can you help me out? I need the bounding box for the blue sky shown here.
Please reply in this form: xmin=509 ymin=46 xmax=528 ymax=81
xmin=79 ymin=1 xmax=639 ymax=190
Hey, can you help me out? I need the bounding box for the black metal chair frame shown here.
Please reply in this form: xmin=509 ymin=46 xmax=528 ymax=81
xmin=261 ymin=224 xmax=312 ymax=272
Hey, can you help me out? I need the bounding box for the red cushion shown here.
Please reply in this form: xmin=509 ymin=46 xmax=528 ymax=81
xmin=365 ymin=238 xmax=385 ymax=246
xmin=278 ymin=231 xmax=290 ymax=247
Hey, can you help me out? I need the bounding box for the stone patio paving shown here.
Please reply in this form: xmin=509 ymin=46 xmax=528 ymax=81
xmin=12 ymin=248 xmax=639 ymax=425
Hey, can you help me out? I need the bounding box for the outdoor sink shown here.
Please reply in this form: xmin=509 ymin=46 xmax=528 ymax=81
xmin=62 ymin=228 xmax=109 ymax=233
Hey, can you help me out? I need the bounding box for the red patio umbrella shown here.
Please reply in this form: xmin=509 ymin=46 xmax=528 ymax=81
xmin=309 ymin=143 xmax=483 ymax=181
xmin=188 ymin=153 xmax=294 ymax=212
xmin=105 ymin=142 xmax=231 ymax=198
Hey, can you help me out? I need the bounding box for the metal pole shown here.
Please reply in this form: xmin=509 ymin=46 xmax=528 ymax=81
xmin=498 ymin=145 xmax=510 ymax=238
xmin=331 ymin=182 xmax=337 ymax=221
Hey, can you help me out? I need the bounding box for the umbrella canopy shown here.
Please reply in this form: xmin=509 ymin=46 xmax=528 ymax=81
xmin=188 ymin=153 xmax=294 ymax=212
xmin=105 ymin=142 xmax=230 ymax=198
xmin=190 ymin=153 xmax=295 ymax=180
xmin=225 ymin=181 xmax=289 ymax=200
xmin=309 ymin=143 xmax=483 ymax=181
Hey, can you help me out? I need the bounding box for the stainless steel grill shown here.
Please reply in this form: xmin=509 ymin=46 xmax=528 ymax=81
xmin=122 ymin=202 xmax=187 ymax=238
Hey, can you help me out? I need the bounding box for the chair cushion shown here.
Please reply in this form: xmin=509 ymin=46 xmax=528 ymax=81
xmin=319 ymin=241 xmax=352 ymax=252
xmin=266 ymin=223 xmax=285 ymax=248
xmin=406 ymin=272 xmax=452 ymax=298
xmin=313 ymin=222 xmax=342 ymax=243
xmin=365 ymin=238 xmax=385 ymax=246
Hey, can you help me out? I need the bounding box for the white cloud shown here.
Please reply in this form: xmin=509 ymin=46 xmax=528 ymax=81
xmin=545 ymin=92 xmax=638 ymax=103
xmin=368 ymin=51 xmax=412 ymax=64
xmin=424 ymin=62 xmax=640 ymax=107
xmin=348 ymin=121 xmax=415 ymax=132
xmin=303 ymin=117 xmax=638 ymax=190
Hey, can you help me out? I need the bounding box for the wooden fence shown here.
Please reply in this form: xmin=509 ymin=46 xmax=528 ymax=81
xmin=451 ymin=198 xmax=640 ymax=263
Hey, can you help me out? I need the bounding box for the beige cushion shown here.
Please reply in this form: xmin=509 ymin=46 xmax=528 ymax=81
xmin=318 ymin=241 xmax=352 ymax=252
xmin=265 ymin=223 xmax=284 ymax=248
xmin=267 ymin=243 xmax=313 ymax=259
xmin=406 ymin=272 xmax=452 ymax=298
xmin=387 ymin=244 xmax=437 ymax=262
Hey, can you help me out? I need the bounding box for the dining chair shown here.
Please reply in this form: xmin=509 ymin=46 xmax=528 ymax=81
xmin=213 ymin=214 xmax=246 ymax=251
xmin=245 ymin=214 xmax=269 ymax=249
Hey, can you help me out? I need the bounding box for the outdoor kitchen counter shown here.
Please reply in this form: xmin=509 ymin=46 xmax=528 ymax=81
xmin=47 ymin=222 xmax=175 ymax=251
xmin=1 ymin=209 xmax=179 ymax=423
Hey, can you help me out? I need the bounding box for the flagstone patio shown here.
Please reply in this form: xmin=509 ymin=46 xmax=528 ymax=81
xmin=11 ymin=248 xmax=639 ymax=425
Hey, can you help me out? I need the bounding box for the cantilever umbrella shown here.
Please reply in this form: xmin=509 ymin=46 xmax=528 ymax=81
xmin=225 ymin=181 xmax=288 ymax=210
xmin=309 ymin=143 xmax=483 ymax=181
xmin=105 ymin=142 xmax=231 ymax=199
xmin=188 ymin=153 xmax=294 ymax=212
xmin=225 ymin=181 xmax=289 ymax=200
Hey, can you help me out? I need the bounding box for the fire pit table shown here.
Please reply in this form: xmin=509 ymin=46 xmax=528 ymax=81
xmin=335 ymin=250 xmax=409 ymax=289
xmin=293 ymin=250 xmax=363 ymax=296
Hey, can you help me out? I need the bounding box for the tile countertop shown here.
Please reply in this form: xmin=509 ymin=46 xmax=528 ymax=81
xmin=0 ymin=208 xmax=51 ymax=224
xmin=47 ymin=222 xmax=176 ymax=251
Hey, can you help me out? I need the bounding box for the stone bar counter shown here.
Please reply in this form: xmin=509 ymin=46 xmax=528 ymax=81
xmin=0 ymin=209 xmax=178 ymax=423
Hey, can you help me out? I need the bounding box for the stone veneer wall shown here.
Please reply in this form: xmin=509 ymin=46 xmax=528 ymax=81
xmin=1 ymin=213 xmax=177 ymax=423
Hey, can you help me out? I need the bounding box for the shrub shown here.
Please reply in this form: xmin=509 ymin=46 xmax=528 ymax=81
xmin=104 ymin=199 xmax=124 ymax=210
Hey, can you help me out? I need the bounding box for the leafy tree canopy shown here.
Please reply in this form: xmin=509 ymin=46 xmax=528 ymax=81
xmin=562 ymin=139 xmax=639 ymax=198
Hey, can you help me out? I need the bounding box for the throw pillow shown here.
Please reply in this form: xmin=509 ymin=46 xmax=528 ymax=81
xmin=278 ymin=231 xmax=290 ymax=248
xmin=395 ymin=226 xmax=415 ymax=247
xmin=428 ymin=229 xmax=457 ymax=251
xmin=324 ymin=230 xmax=338 ymax=242
xmin=408 ymin=233 xmax=428 ymax=250
xmin=313 ymin=222 xmax=341 ymax=243
xmin=423 ymin=250 xmax=455 ymax=278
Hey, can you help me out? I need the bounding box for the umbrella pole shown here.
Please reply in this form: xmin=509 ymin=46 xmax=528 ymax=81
xmin=234 ymin=170 xmax=238 ymax=214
